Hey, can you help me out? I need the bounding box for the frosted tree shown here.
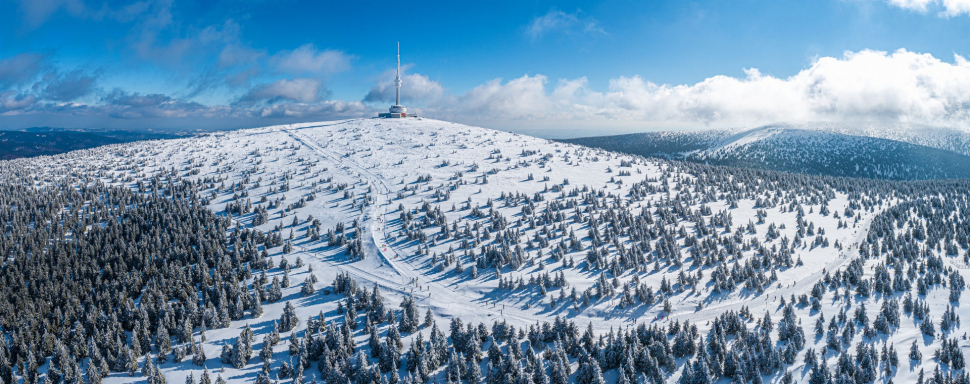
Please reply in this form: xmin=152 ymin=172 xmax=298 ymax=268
xmin=280 ymin=301 xmax=300 ymax=332
xmin=192 ymin=340 xmax=207 ymax=366
xmin=156 ymin=326 xmax=172 ymax=363
xmin=251 ymin=290 xmax=264 ymax=318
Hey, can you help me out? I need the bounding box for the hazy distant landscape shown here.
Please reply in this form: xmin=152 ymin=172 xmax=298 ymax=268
xmin=563 ymin=124 xmax=970 ymax=180
xmin=0 ymin=128 xmax=190 ymax=159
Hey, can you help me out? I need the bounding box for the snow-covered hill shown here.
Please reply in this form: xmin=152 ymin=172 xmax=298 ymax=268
xmin=786 ymin=122 xmax=970 ymax=157
xmin=565 ymin=124 xmax=970 ymax=180
xmin=1 ymin=118 xmax=969 ymax=384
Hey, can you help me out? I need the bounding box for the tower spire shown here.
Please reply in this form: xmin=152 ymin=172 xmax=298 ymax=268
xmin=380 ymin=42 xmax=409 ymax=118
xmin=395 ymin=42 xmax=401 ymax=106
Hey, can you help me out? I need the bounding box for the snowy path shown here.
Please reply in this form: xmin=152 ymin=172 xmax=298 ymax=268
xmin=285 ymin=128 xmax=542 ymax=326
xmin=284 ymin=125 xmax=880 ymax=332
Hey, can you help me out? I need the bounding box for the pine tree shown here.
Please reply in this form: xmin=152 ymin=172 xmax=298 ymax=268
xmin=289 ymin=333 xmax=301 ymax=356
xmin=301 ymin=277 xmax=316 ymax=296
xmin=465 ymin=356 xmax=482 ymax=383
xmin=294 ymin=357 xmax=305 ymax=384
xmin=231 ymin=338 xmax=248 ymax=368
xmin=808 ymin=360 xmax=829 ymax=384
xmin=424 ymin=309 xmax=434 ymax=328
xmin=252 ymin=290 xmax=264 ymax=318
xmin=280 ymin=301 xmax=300 ymax=332
xmin=143 ymin=353 xmax=156 ymax=377
xmin=200 ymin=368 xmax=212 ymax=384
xmin=576 ymin=357 xmax=605 ymax=384
xmin=87 ymin=362 xmax=102 ymax=384
xmin=192 ymin=340 xmax=207 ymax=366
xmin=260 ymin=336 xmax=274 ymax=372
xmin=255 ymin=371 xmax=273 ymax=384
xmin=156 ymin=327 xmax=172 ymax=363
xmin=127 ymin=348 xmax=139 ymax=376
xmin=221 ymin=343 xmax=233 ymax=364
xmin=910 ymin=340 xmax=922 ymax=361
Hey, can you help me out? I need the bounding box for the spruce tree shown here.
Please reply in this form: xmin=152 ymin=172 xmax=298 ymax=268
xmin=192 ymin=340 xmax=207 ymax=366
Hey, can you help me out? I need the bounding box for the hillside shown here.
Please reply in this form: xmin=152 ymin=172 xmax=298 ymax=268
xmin=563 ymin=125 xmax=970 ymax=180
xmin=790 ymin=123 xmax=970 ymax=157
xmin=0 ymin=118 xmax=968 ymax=384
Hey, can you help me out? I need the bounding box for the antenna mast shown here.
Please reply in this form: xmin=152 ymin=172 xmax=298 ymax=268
xmin=395 ymin=42 xmax=401 ymax=106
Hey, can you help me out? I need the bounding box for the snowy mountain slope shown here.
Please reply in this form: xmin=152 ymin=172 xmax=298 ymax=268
xmin=785 ymin=122 xmax=970 ymax=157
xmin=565 ymin=125 xmax=970 ymax=180
xmin=1 ymin=118 xmax=970 ymax=384
xmin=558 ymin=129 xmax=735 ymax=159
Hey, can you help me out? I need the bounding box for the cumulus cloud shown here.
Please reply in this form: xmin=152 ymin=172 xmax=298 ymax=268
xmin=886 ymin=0 xmax=970 ymax=16
xmin=0 ymin=53 xmax=47 ymax=88
xmin=424 ymin=49 xmax=970 ymax=129
xmin=235 ymin=78 xmax=328 ymax=106
xmin=11 ymin=48 xmax=970 ymax=132
xmin=526 ymin=9 xmax=606 ymax=41
xmin=456 ymin=75 xmax=552 ymax=118
xmin=363 ymin=65 xmax=444 ymax=104
xmin=245 ymin=99 xmax=368 ymax=119
xmin=272 ymin=45 xmax=352 ymax=75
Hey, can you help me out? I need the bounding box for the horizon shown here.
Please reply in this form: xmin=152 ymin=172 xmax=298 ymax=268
xmin=6 ymin=4 xmax=970 ymax=382
xmin=3 ymin=0 xmax=970 ymax=135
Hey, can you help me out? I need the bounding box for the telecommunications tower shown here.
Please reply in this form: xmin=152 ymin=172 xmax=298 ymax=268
xmin=379 ymin=42 xmax=410 ymax=118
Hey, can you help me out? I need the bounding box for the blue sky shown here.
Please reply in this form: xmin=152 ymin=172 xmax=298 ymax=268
xmin=3 ymin=0 xmax=970 ymax=135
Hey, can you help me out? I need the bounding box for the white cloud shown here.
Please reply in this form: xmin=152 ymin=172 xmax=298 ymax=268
xmin=0 ymin=91 xmax=37 ymax=112
xmin=526 ymin=10 xmax=606 ymax=41
xmin=0 ymin=53 xmax=47 ymax=88
xmin=247 ymin=99 xmax=368 ymax=119
xmin=886 ymin=0 xmax=970 ymax=16
xmin=219 ymin=44 xmax=265 ymax=68
xmin=12 ymin=48 xmax=970 ymax=132
xmin=19 ymin=0 xmax=87 ymax=28
xmin=363 ymin=65 xmax=444 ymax=104
xmin=236 ymin=78 xmax=327 ymax=106
xmin=887 ymin=0 xmax=936 ymax=11
xmin=940 ymin=0 xmax=970 ymax=15
xmin=456 ymin=75 xmax=552 ymax=119
xmin=132 ymin=16 xmax=240 ymax=66
xmin=423 ymin=49 xmax=970 ymax=129
xmin=272 ymin=44 xmax=352 ymax=75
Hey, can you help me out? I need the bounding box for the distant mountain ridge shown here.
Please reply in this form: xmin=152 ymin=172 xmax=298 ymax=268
xmin=0 ymin=127 xmax=189 ymax=160
xmin=562 ymin=123 xmax=970 ymax=180
xmin=764 ymin=122 xmax=970 ymax=157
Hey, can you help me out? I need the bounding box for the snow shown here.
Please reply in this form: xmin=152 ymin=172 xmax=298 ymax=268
xmin=6 ymin=117 xmax=956 ymax=384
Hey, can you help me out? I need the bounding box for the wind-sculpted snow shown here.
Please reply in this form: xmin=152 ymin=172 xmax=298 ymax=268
xmin=0 ymin=118 xmax=969 ymax=384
